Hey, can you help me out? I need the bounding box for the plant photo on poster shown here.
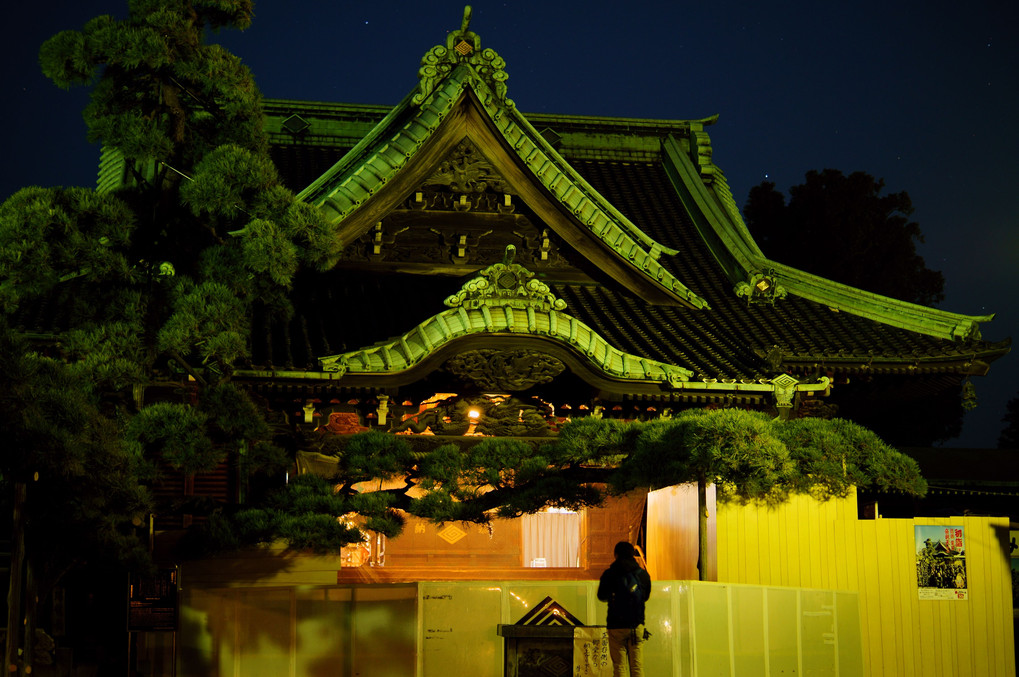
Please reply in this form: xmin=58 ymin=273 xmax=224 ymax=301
xmin=915 ymin=525 xmax=968 ymax=600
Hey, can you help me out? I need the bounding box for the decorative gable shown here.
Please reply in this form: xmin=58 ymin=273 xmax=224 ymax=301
xmin=442 ymin=245 xmax=567 ymax=312
xmin=296 ymin=12 xmax=708 ymax=309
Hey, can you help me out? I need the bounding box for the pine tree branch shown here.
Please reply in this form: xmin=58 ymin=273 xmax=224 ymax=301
xmin=169 ymin=76 xmax=224 ymax=122
xmin=167 ymin=350 xmax=207 ymax=387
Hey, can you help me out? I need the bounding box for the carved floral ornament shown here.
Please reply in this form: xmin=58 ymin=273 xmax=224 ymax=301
xmin=413 ymin=6 xmax=513 ymax=108
xmin=444 ymin=245 xmax=567 ymax=312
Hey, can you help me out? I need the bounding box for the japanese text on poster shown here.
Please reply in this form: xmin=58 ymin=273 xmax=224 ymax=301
xmin=573 ymin=627 xmax=611 ymax=677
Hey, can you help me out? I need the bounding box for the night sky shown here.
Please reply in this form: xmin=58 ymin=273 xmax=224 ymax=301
xmin=3 ymin=1 xmax=1017 ymax=447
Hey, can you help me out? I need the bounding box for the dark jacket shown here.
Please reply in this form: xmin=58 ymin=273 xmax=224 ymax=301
xmin=597 ymin=556 xmax=652 ymax=628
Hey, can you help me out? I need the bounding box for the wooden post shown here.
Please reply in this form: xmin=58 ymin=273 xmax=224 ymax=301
xmin=5 ymin=482 xmax=26 ymax=676
xmin=697 ymin=477 xmax=709 ymax=582
xmin=23 ymin=563 xmax=35 ymax=677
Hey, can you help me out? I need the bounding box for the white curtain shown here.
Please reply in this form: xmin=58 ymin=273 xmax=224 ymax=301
xmin=522 ymin=511 xmax=582 ymax=567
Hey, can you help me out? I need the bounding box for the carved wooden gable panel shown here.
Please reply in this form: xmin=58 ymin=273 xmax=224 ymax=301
xmin=336 ymin=138 xmax=577 ymax=272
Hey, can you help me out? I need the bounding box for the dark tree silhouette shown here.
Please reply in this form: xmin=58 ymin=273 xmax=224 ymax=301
xmin=998 ymin=393 xmax=1019 ymax=449
xmin=744 ymin=169 xmax=945 ymax=306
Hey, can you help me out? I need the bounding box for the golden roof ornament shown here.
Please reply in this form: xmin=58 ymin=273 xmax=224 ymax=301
xmin=414 ymin=5 xmax=512 ymax=108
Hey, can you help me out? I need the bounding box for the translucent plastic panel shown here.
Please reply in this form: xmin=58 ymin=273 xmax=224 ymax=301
xmin=642 ymin=582 xmax=685 ymax=677
xmin=731 ymin=585 xmax=766 ymax=676
xmin=800 ymin=590 xmax=836 ymax=675
xmin=295 ymin=588 xmax=352 ymax=676
xmin=179 ymin=588 xmax=237 ymax=677
xmin=172 ymin=580 xmax=862 ymax=677
xmin=504 ymin=582 xmax=594 ymax=626
xmin=236 ymin=589 xmax=292 ymax=677
xmin=421 ymin=583 xmax=504 ymax=677
xmin=766 ymin=587 xmax=799 ymax=676
xmin=351 ymin=585 xmax=416 ymax=677
xmin=691 ymin=583 xmax=731 ymax=676
xmin=835 ymin=591 xmax=864 ymax=677
xmin=135 ymin=631 xmax=176 ymax=677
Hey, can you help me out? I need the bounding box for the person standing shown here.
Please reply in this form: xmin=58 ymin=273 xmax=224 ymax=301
xmin=597 ymin=541 xmax=651 ymax=677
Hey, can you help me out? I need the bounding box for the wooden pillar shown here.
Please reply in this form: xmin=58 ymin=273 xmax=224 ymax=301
xmin=697 ymin=477 xmax=708 ymax=582
xmin=5 ymin=482 xmax=26 ymax=675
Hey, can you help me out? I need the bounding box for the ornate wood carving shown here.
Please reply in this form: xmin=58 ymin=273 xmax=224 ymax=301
xmin=414 ymin=7 xmax=513 ymax=108
xmin=389 ymin=394 xmax=552 ymax=437
xmin=336 ymin=211 xmax=571 ymax=270
xmin=423 ymin=139 xmax=509 ymax=194
xmin=331 ymin=136 xmax=586 ymax=268
xmin=324 ymin=412 xmax=369 ymax=435
xmin=445 ymin=349 xmax=566 ymax=391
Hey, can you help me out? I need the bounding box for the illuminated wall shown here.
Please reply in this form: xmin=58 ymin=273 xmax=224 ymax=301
xmin=711 ymin=491 xmax=1016 ymax=676
xmin=646 ymin=483 xmax=717 ymax=581
xmin=168 ymin=579 xmax=861 ymax=676
xmin=178 ymin=585 xmax=417 ymax=677
xmin=176 ymin=493 xmax=646 ymax=588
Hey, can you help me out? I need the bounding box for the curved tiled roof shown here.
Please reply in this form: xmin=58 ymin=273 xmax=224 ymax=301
xmin=567 ymin=159 xmax=1007 ymax=378
xmin=316 ymin=293 xmax=695 ymax=386
xmin=294 ymin=63 xmax=707 ymax=310
xmin=248 ymin=11 xmax=1007 ymax=391
xmin=658 ymin=135 xmax=993 ymax=342
xmin=252 ymin=144 xmax=1007 ymax=385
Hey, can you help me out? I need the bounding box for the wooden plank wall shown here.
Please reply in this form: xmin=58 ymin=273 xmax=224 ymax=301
xmin=181 ymin=493 xmax=647 ymax=588
xmin=713 ymin=492 xmax=1016 ymax=676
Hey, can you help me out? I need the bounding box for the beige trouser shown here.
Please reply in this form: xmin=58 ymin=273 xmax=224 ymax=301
xmin=607 ymin=625 xmax=644 ymax=677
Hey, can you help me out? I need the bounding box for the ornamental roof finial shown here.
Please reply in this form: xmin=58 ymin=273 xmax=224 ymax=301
xmin=413 ymin=6 xmax=512 ymax=108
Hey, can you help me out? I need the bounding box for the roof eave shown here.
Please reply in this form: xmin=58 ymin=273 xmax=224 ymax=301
xmin=660 ymin=135 xmax=997 ymax=342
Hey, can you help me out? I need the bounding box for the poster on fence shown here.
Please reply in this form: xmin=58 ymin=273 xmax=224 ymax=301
xmin=573 ymin=627 xmax=612 ymax=677
xmin=915 ymin=525 xmax=967 ymax=600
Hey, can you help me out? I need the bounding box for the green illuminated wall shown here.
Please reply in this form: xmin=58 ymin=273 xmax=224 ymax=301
xmin=166 ymin=579 xmax=861 ymax=676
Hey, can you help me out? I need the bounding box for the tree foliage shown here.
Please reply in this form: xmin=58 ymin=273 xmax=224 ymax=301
xmin=1 ymin=0 xmax=339 ymax=633
xmin=0 ymin=321 xmax=153 ymax=592
xmin=744 ymin=169 xmax=945 ymax=306
xmin=998 ymin=392 xmax=1019 ymax=450
xmin=187 ymin=409 xmax=925 ymax=555
xmin=613 ymin=410 xmax=924 ymax=503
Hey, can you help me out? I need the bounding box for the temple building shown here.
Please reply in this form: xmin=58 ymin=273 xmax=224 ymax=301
xmin=169 ymin=5 xmax=1015 ymax=568
xmin=119 ymin=10 xmax=1012 ymax=677
xmin=232 ymin=20 xmax=1008 ymax=447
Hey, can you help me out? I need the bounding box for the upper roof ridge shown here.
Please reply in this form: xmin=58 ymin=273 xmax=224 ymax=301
xmin=414 ymin=6 xmax=512 ymax=109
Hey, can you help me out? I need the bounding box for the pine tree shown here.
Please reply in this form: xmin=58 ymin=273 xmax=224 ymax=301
xmin=25 ymin=0 xmax=340 ymax=522
xmin=2 ymin=2 xmax=338 ymax=671
xmin=603 ymin=410 xmax=922 ymax=580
